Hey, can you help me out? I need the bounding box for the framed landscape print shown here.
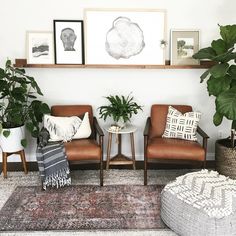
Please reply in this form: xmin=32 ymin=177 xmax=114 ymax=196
xmin=53 ymin=20 xmax=84 ymax=64
xmin=171 ymin=29 xmax=200 ymax=65
xmin=84 ymin=8 xmax=166 ymax=65
xmin=27 ymin=31 xmax=54 ymax=64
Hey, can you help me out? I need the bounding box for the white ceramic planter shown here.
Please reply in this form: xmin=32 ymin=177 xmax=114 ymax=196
xmin=0 ymin=125 xmax=25 ymax=152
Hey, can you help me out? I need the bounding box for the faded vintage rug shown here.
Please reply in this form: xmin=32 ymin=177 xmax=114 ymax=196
xmin=0 ymin=184 xmax=166 ymax=231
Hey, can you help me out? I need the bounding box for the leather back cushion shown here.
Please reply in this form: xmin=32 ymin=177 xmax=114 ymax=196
xmin=149 ymin=104 xmax=193 ymax=139
xmin=51 ymin=105 xmax=93 ymax=126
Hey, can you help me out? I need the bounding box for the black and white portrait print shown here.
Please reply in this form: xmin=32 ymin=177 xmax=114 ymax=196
xmin=60 ymin=28 xmax=77 ymax=51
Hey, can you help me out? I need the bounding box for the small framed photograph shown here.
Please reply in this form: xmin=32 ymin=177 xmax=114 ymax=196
xmin=27 ymin=31 xmax=54 ymax=64
xmin=53 ymin=20 xmax=85 ymax=64
xmin=84 ymin=8 xmax=166 ymax=65
xmin=171 ymin=29 xmax=200 ymax=65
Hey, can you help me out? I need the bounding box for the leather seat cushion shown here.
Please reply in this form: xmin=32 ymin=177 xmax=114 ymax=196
xmin=64 ymin=139 xmax=100 ymax=161
xmin=147 ymin=137 xmax=205 ymax=161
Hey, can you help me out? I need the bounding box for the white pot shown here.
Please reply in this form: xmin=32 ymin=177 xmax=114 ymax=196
xmin=0 ymin=125 xmax=25 ymax=152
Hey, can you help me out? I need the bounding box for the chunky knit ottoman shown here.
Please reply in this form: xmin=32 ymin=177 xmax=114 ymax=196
xmin=161 ymin=170 xmax=236 ymax=236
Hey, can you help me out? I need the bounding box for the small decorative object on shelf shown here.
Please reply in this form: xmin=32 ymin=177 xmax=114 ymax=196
xmin=160 ymin=39 xmax=167 ymax=49
xmin=98 ymin=93 xmax=143 ymax=128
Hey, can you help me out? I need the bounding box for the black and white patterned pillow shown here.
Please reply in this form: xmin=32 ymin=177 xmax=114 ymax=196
xmin=162 ymin=106 xmax=201 ymax=141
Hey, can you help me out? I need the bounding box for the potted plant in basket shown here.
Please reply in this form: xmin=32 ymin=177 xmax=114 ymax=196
xmin=98 ymin=93 xmax=143 ymax=128
xmin=193 ymin=24 xmax=236 ymax=178
xmin=0 ymin=59 xmax=50 ymax=152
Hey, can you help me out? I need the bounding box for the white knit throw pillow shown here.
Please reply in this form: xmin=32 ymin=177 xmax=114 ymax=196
xmin=44 ymin=112 xmax=91 ymax=142
xmin=162 ymin=106 xmax=201 ymax=141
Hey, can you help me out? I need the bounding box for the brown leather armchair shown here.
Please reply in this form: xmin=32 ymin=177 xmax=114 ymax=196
xmin=144 ymin=104 xmax=209 ymax=185
xmin=51 ymin=105 xmax=104 ymax=186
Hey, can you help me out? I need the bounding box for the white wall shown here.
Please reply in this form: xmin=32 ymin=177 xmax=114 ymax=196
xmin=0 ymin=0 xmax=235 ymax=162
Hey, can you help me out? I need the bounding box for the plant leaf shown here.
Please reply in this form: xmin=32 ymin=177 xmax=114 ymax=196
xmin=216 ymin=87 xmax=236 ymax=120
xmin=211 ymin=39 xmax=227 ymax=55
xmin=207 ymin=75 xmax=231 ymax=96
xmin=192 ymin=47 xmax=216 ymax=60
xmin=220 ymin=24 xmax=236 ymax=48
xmin=213 ymin=111 xmax=223 ymax=126
xmin=210 ymin=63 xmax=229 ymax=78
xmin=200 ymin=69 xmax=210 ymax=83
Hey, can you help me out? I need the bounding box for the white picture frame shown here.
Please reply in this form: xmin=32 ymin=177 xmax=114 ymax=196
xmin=84 ymin=8 xmax=166 ymax=65
xmin=27 ymin=31 xmax=54 ymax=64
xmin=171 ymin=29 xmax=200 ymax=65
xmin=53 ymin=20 xmax=85 ymax=64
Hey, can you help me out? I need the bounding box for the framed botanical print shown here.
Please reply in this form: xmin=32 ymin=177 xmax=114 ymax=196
xmin=171 ymin=29 xmax=200 ymax=65
xmin=27 ymin=31 xmax=54 ymax=64
xmin=84 ymin=8 xmax=167 ymax=65
xmin=53 ymin=20 xmax=85 ymax=64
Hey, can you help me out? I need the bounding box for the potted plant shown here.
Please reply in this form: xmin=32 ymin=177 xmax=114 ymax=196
xmin=0 ymin=59 xmax=50 ymax=152
xmin=98 ymin=93 xmax=143 ymax=128
xmin=193 ymin=24 xmax=236 ymax=178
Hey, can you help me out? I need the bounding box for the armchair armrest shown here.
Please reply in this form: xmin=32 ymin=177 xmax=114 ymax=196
xmin=93 ymin=117 xmax=104 ymax=137
xmin=197 ymin=126 xmax=209 ymax=139
xmin=144 ymin=117 xmax=151 ymax=137
xmin=197 ymin=126 xmax=209 ymax=153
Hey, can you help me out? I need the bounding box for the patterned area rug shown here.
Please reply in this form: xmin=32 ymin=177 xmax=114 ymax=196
xmin=0 ymin=184 xmax=165 ymax=231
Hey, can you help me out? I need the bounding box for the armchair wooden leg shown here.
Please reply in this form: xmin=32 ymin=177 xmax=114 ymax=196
xmin=100 ymin=136 xmax=104 ymax=186
xmin=100 ymin=160 xmax=103 ymax=186
xmin=144 ymin=156 xmax=147 ymax=185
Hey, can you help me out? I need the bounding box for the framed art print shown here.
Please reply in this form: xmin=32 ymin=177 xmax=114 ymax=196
xmin=53 ymin=20 xmax=84 ymax=64
xmin=84 ymin=9 xmax=166 ymax=65
xmin=171 ymin=29 xmax=200 ymax=65
xmin=27 ymin=31 xmax=54 ymax=64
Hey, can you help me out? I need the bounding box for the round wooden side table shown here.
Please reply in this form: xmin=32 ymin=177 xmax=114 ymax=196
xmin=104 ymin=124 xmax=137 ymax=170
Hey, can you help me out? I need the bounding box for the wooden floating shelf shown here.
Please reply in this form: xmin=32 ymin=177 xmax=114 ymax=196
xmin=14 ymin=59 xmax=214 ymax=69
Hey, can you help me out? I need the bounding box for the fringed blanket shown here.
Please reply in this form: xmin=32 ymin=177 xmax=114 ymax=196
xmin=36 ymin=142 xmax=71 ymax=190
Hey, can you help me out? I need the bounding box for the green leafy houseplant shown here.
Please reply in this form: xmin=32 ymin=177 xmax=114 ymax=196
xmin=193 ymin=24 xmax=236 ymax=139
xmin=0 ymin=59 xmax=50 ymax=147
xmin=98 ymin=94 xmax=143 ymax=125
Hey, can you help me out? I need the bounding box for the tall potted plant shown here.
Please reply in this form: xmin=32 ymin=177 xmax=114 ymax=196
xmin=98 ymin=94 xmax=143 ymax=128
xmin=193 ymin=24 xmax=236 ymax=178
xmin=0 ymin=59 xmax=50 ymax=152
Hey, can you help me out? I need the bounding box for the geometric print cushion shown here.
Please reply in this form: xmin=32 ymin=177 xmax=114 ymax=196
xmin=162 ymin=106 xmax=201 ymax=141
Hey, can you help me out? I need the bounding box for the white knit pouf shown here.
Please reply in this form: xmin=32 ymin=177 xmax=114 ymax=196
xmin=161 ymin=170 xmax=236 ymax=236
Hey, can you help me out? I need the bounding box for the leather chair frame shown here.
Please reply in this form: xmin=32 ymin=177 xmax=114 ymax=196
xmin=144 ymin=106 xmax=209 ymax=185
xmin=51 ymin=105 xmax=104 ymax=186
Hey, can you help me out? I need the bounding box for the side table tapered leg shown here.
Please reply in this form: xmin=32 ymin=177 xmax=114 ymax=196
xmin=106 ymin=133 xmax=113 ymax=170
xmin=130 ymin=133 xmax=136 ymax=170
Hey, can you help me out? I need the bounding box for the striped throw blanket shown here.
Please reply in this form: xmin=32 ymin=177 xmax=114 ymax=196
xmin=36 ymin=142 xmax=71 ymax=190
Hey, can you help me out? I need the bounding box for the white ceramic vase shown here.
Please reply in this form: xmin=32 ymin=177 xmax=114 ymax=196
xmin=0 ymin=125 xmax=25 ymax=152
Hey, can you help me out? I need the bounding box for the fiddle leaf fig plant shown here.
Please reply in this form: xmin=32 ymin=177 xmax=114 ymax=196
xmin=0 ymin=59 xmax=50 ymax=146
xmin=193 ymin=24 xmax=236 ymax=131
xmin=98 ymin=94 xmax=143 ymax=123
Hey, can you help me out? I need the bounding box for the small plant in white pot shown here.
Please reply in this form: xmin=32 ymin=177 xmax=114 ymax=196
xmin=0 ymin=59 xmax=50 ymax=152
xmin=98 ymin=94 xmax=143 ymax=128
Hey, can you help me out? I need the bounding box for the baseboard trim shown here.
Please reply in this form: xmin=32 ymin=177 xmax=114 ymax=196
xmin=0 ymin=160 xmax=216 ymax=173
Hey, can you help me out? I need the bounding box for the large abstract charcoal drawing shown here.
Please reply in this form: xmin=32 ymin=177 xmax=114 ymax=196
xmin=105 ymin=17 xmax=145 ymax=59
